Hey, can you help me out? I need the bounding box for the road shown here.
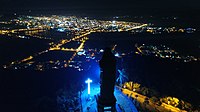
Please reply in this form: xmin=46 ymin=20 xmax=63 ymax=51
xmin=5 ymin=23 xmax=148 ymax=69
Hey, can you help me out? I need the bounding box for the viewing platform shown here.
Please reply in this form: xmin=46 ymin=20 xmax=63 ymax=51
xmin=81 ymin=83 xmax=138 ymax=112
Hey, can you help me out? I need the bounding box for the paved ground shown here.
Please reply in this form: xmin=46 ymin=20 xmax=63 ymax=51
xmin=119 ymin=86 xmax=187 ymax=112
xmin=81 ymin=83 xmax=138 ymax=112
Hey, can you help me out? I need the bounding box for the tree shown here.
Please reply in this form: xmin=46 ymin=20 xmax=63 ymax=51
xmin=123 ymin=81 xmax=141 ymax=92
xmin=177 ymin=100 xmax=192 ymax=111
xmin=34 ymin=96 xmax=57 ymax=112
xmin=56 ymin=82 xmax=82 ymax=112
xmin=140 ymin=87 xmax=149 ymax=96
xmin=132 ymin=82 xmax=141 ymax=91
xmin=150 ymin=96 xmax=159 ymax=103
xmin=160 ymin=96 xmax=180 ymax=107
xmin=171 ymin=97 xmax=179 ymax=107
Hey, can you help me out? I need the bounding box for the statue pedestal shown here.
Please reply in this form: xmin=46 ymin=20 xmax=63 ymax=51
xmin=96 ymin=94 xmax=116 ymax=112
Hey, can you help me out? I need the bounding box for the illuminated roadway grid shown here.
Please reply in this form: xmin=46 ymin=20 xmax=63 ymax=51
xmin=5 ymin=24 xmax=147 ymax=69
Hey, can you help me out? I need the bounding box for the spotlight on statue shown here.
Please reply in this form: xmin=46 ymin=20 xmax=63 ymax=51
xmin=85 ymin=78 xmax=92 ymax=94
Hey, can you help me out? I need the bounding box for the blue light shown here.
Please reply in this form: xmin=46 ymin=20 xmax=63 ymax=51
xmin=85 ymin=78 xmax=92 ymax=94
xmin=77 ymin=50 xmax=86 ymax=56
xmin=86 ymin=60 xmax=100 ymax=80
xmin=115 ymin=53 xmax=119 ymax=57
xmin=57 ymin=28 xmax=65 ymax=32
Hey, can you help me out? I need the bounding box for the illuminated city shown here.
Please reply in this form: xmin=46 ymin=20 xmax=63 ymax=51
xmin=0 ymin=0 xmax=200 ymax=112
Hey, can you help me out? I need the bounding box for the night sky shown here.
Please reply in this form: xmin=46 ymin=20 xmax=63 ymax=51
xmin=1 ymin=0 xmax=200 ymax=11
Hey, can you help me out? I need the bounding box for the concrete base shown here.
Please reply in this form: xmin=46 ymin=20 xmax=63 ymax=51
xmin=96 ymin=94 xmax=116 ymax=112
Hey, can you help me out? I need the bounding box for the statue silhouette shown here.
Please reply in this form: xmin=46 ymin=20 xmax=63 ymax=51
xmin=97 ymin=47 xmax=116 ymax=112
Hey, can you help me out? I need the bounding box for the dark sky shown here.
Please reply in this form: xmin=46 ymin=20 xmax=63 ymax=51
xmin=0 ymin=0 xmax=200 ymax=13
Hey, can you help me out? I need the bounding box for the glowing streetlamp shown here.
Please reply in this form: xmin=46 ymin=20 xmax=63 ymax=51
xmin=85 ymin=78 xmax=92 ymax=94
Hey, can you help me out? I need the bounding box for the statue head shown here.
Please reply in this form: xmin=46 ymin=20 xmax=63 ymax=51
xmin=101 ymin=47 xmax=115 ymax=62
